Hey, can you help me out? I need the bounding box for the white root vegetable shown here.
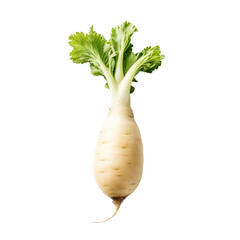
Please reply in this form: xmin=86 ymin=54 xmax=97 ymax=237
xmin=93 ymin=105 xmax=143 ymax=222
xmin=69 ymin=21 xmax=164 ymax=222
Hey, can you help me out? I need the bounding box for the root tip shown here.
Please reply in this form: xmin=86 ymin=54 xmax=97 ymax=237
xmin=92 ymin=197 xmax=126 ymax=223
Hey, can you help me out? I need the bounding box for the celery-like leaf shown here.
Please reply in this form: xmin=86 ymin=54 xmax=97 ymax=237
xmin=69 ymin=26 xmax=115 ymax=83
xmin=109 ymin=22 xmax=137 ymax=82
xmin=110 ymin=22 xmax=137 ymax=52
xmin=138 ymin=46 xmax=165 ymax=73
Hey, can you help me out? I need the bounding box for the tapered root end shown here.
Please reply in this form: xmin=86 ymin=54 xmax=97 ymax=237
xmin=92 ymin=197 xmax=125 ymax=223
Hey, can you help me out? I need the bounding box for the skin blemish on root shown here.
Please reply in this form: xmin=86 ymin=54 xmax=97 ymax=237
xmin=121 ymin=144 xmax=128 ymax=149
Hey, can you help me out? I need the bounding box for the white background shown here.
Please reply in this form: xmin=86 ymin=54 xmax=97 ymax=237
xmin=0 ymin=0 xmax=240 ymax=239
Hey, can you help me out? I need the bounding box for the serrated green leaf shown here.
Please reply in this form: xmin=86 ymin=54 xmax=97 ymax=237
xmin=138 ymin=46 xmax=164 ymax=73
xmin=109 ymin=22 xmax=137 ymax=53
xmin=69 ymin=26 xmax=115 ymax=80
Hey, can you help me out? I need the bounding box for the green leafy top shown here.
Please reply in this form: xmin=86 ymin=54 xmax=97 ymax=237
xmin=69 ymin=26 xmax=115 ymax=86
xmin=69 ymin=21 xmax=164 ymax=100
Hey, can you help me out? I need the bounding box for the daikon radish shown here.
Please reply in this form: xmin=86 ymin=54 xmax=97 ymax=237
xmin=69 ymin=21 xmax=164 ymax=222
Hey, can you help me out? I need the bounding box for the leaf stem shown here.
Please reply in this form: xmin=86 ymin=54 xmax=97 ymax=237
xmin=114 ymin=52 xmax=124 ymax=83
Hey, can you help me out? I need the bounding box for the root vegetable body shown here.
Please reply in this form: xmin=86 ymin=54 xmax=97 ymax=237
xmin=69 ymin=21 xmax=164 ymax=222
xmin=93 ymin=105 xmax=143 ymax=222
xmin=94 ymin=105 xmax=143 ymax=198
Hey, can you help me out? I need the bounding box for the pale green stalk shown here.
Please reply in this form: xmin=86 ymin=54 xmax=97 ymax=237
xmin=114 ymin=52 xmax=124 ymax=83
